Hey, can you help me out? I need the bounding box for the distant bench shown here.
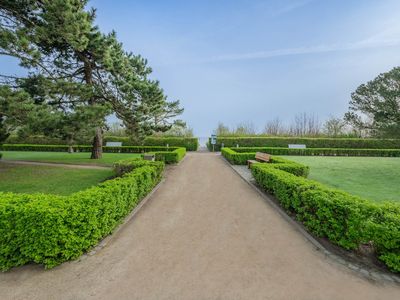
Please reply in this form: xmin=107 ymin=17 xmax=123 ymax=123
xmin=247 ymin=152 xmax=271 ymax=168
xmin=106 ymin=142 xmax=123 ymax=147
xmin=288 ymin=144 xmax=306 ymax=149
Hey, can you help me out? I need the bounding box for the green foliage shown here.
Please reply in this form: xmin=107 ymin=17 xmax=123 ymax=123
xmin=209 ymin=137 xmax=400 ymax=151
xmin=251 ymin=162 xmax=400 ymax=272
xmin=221 ymin=147 xmax=400 ymax=163
xmin=0 ymin=159 xmax=164 ymax=270
xmin=144 ymin=137 xmax=198 ymax=151
xmin=345 ymin=66 xmax=400 ymax=138
xmin=239 ymin=147 xmax=400 ymax=157
xmin=0 ymin=144 xmax=186 ymax=164
xmin=0 ymin=1 xmax=184 ymax=158
xmin=5 ymin=135 xmax=199 ymax=151
xmin=114 ymin=158 xmax=164 ymax=177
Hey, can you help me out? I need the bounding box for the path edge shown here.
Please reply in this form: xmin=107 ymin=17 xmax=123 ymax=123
xmin=221 ymin=155 xmax=400 ymax=285
xmin=80 ymin=177 xmax=166 ymax=259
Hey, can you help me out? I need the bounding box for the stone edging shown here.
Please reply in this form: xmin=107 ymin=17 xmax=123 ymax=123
xmin=221 ymin=155 xmax=400 ymax=285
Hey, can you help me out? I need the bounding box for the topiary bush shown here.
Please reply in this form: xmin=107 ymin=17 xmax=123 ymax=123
xmin=251 ymin=162 xmax=400 ymax=273
xmin=0 ymin=159 xmax=164 ymax=270
xmin=210 ymin=137 xmax=400 ymax=151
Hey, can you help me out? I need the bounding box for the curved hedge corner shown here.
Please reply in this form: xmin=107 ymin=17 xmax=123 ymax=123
xmin=0 ymin=159 xmax=164 ymax=271
xmin=144 ymin=137 xmax=198 ymax=151
xmin=221 ymin=147 xmax=400 ymax=164
xmin=210 ymin=137 xmax=400 ymax=151
xmin=251 ymin=161 xmax=400 ymax=273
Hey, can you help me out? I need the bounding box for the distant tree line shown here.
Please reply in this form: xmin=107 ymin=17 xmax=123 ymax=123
xmin=215 ymin=66 xmax=400 ymax=138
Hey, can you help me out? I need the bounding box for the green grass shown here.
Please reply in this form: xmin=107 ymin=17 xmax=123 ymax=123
xmin=284 ymin=156 xmax=400 ymax=202
xmin=0 ymin=151 xmax=142 ymax=166
xmin=0 ymin=164 xmax=114 ymax=195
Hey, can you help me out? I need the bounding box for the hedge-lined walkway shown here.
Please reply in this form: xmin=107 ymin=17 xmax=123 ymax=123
xmin=0 ymin=152 xmax=399 ymax=299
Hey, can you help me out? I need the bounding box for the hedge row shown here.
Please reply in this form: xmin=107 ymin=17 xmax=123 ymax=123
xmin=209 ymin=137 xmax=400 ymax=151
xmin=221 ymin=147 xmax=400 ymax=164
xmin=251 ymin=163 xmax=400 ymax=272
xmin=0 ymin=144 xmax=186 ymax=164
xmin=144 ymin=137 xmax=198 ymax=151
xmin=0 ymin=159 xmax=164 ymax=270
xmin=5 ymin=135 xmax=199 ymax=150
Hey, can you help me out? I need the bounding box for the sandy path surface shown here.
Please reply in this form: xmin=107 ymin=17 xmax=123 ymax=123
xmin=1 ymin=152 xmax=399 ymax=300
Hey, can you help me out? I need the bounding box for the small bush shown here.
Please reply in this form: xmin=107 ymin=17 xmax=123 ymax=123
xmin=251 ymin=163 xmax=400 ymax=272
xmin=0 ymin=159 xmax=164 ymax=270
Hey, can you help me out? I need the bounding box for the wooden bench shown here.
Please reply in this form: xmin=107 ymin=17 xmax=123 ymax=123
xmin=247 ymin=152 xmax=271 ymax=168
xmin=288 ymin=144 xmax=306 ymax=149
xmin=106 ymin=142 xmax=123 ymax=147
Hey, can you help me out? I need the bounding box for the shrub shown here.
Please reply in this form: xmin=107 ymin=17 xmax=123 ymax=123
xmin=0 ymin=159 xmax=164 ymax=270
xmin=144 ymin=137 xmax=198 ymax=151
xmin=221 ymin=147 xmax=400 ymax=163
xmin=251 ymin=163 xmax=400 ymax=272
xmin=209 ymin=137 xmax=400 ymax=151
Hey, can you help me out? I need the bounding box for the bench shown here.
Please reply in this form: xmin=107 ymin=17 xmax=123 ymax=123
xmin=288 ymin=144 xmax=306 ymax=149
xmin=143 ymin=153 xmax=155 ymax=161
xmin=247 ymin=152 xmax=271 ymax=168
xmin=106 ymin=142 xmax=123 ymax=147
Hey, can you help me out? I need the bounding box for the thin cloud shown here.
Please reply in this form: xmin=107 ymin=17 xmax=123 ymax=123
xmin=271 ymin=0 xmax=315 ymax=17
xmin=206 ymin=33 xmax=400 ymax=63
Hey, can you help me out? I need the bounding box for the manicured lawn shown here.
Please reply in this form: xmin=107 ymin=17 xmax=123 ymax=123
xmin=284 ymin=156 xmax=400 ymax=202
xmin=0 ymin=151 xmax=142 ymax=166
xmin=0 ymin=163 xmax=114 ymax=195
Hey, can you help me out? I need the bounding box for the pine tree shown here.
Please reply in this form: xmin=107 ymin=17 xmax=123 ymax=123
xmin=0 ymin=0 xmax=183 ymax=157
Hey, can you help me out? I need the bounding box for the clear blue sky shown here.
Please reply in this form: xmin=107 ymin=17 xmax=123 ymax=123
xmin=4 ymin=0 xmax=400 ymax=136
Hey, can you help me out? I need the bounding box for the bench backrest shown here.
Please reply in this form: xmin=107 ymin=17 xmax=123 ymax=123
xmin=255 ymin=152 xmax=271 ymax=162
xmin=288 ymin=144 xmax=306 ymax=149
xmin=106 ymin=142 xmax=123 ymax=147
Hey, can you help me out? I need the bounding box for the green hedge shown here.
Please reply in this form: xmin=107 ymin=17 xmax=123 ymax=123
xmin=251 ymin=163 xmax=400 ymax=272
xmin=5 ymin=135 xmax=199 ymax=150
xmin=0 ymin=159 xmax=164 ymax=270
xmin=0 ymin=144 xmax=186 ymax=164
xmin=221 ymin=147 xmax=400 ymax=164
xmin=209 ymin=137 xmax=400 ymax=151
xmin=144 ymin=137 xmax=198 ymax=151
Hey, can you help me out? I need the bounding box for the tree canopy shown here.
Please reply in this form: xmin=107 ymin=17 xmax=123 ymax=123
xmin=345 ymin=67 xmax=400 ymax=138
xmin=0 ymin=0 xmax=183 ymax=157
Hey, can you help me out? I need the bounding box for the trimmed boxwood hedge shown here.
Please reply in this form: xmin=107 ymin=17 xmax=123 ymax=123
xmin=251 ymin=163 xmax=400 ymax=273
xmin=221 ymin=147 xmax=400 ymax=164
xmin=144 ymin=137 xmax=198 ymax=151
xmin=5 ymin=135 xmax=199 ymax=150
xmin=209 ymin=136 xmax=400 ymax=151
xmin=0 ymin=144 xmax=186 ymax=164
xmin=0 ymin=159 xmax=164 ymax=270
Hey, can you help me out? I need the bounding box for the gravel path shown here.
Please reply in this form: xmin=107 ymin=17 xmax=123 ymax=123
xmin=1 ymin=152 xmax=399 ymax=299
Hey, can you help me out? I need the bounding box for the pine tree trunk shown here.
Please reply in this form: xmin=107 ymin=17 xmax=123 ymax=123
xmin=91 ymin=127 xmax=103 ymax=159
